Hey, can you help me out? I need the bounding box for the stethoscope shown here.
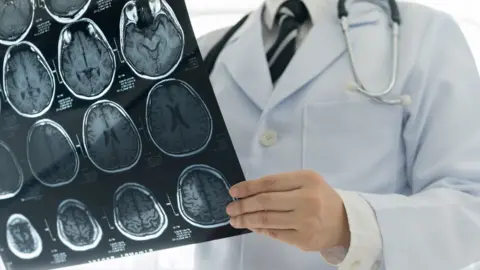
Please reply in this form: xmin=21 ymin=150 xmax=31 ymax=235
xmin=204 ymin=0 xmax=412 ymax=106
xmin=338 ymin=0 xmax=411 ymax=106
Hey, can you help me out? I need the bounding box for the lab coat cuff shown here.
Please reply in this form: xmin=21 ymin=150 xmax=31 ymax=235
xmin=319 ymin=190 xmax=383 ymax=270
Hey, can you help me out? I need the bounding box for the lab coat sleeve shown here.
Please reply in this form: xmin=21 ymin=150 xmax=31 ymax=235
xmin=355 ymin=13 xmax=480 ymax=270
xmin=319 ymin=190 xmax=382 ymax=269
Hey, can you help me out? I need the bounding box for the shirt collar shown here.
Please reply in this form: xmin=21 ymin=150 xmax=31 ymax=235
xmin=263 ymin=0 xmax=329 ymax=29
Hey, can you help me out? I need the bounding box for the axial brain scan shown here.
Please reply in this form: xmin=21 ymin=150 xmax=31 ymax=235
xmin=146 ymin=79 xmax=212 ymax=157
xmin=58 ymin=18 xmax=116 ymax=100
xmin=27 ymin=119 xmax=79 ymax=187
xmin=120 ymin=0 xmax=184 ymax=80
xmin=177 ymin=165 xmax=233 ymax=228
xmin=0 ymin=0 xmax=35 ymax=45
xmin=6 ymin=214 xmax=42 ymax=260
xmin=0 ymin=141 xmax=23 ymax=200
xmin=113 ymin=183 xmax=168 ymax=241
xmin=3 ymin=41 xmax=55 ymax=118
xmin=57 ymin=199 xmax=103 ymax=251
xmin=42 ymin=0 xmax=91 ymax=23
xmin=83 ymin=100 xmax=142 ymax=173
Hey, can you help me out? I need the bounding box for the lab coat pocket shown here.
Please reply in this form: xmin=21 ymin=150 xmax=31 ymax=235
xmin=302 ymin=101 xmax=404 ymax=182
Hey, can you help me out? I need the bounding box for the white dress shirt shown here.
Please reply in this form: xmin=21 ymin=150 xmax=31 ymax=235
xmin=262 ymin=1 xmax=383 ymax=269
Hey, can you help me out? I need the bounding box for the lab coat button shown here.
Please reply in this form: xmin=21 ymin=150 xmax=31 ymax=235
xmin=260 ymin=129 xmax=278 ymax=147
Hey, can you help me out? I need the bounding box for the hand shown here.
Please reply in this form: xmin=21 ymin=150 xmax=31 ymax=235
xmin=226 ymin=170 xmax=350 ymax=252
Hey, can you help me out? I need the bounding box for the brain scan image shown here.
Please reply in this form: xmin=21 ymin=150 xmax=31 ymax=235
xmin=83 ymin=100 xmax=142 ymax=173
xmin=27 ymin=119 xmax=79 ymax=187
xmin=113 ymin=183 xmax=168 ymax=241
xmin=2 ymin=41 xmax=56 ymax=118
xmin=146 ymin=79 xmax=212 ymax=157
xmin=6 ymin=214 xmax=42 ymax=260
xmin=56 ymin=199 xmax=103 ymax=251
xmin=119 ymin=0 xmax=184 ymax=80
xmin=177 ymin=165 xmax=233 ymax=228
xmin=58 ymin=18 xmax=116 ymax=100
xmin=0 ymin=141 xmax=23 ymax=200
xmin=41 ymin=0 xmax=91 ymax=24
xmin=0 ymin=0 xmax=35 ymax=46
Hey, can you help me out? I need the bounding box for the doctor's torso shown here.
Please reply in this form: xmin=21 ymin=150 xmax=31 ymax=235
xmin=192 ymin=1 xmax=446 ymax=270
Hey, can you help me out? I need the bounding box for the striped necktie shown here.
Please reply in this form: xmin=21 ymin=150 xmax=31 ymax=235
xmin=266 ymin=0 xmax=309 ymax=84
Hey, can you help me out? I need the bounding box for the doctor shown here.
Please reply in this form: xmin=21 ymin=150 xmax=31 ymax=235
xmin=192 ymin=0 xmax=480 ymax=270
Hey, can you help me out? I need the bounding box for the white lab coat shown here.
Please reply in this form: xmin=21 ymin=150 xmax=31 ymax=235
xmin=191 ymin=1 xmax=480 ymax=270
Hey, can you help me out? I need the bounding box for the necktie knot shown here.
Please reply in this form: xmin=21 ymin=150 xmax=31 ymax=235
xmin=276 ymin=0 xmax=309 ymax=26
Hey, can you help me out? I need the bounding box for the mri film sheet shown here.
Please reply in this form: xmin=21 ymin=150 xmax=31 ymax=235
xmin=0 ymin=0 xmax=247 ymax=269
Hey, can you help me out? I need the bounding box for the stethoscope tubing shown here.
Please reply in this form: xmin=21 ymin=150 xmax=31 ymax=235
xmin=337 ymin=0 xmax=410 ymax=106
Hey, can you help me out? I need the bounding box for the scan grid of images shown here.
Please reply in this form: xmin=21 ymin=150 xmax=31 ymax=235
xmin=0 ymin=0 xmax=246 ymax=269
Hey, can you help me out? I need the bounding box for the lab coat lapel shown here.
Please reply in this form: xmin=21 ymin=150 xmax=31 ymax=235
xmin=267 ymin=8 xmax=347 ymax=109
xmin=221 ymin=9 xmax=273 ymax=111
xmin=267 ymin=2 xmax=381 ymax=109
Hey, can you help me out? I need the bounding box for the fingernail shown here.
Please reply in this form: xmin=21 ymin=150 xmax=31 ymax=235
xmin=226 ymin=203 xmax=234 ymax=216
xmin=229 ymin=187 xmax=239 ymax=197
xmin=230 ymin=218 xmax=238 ymax=228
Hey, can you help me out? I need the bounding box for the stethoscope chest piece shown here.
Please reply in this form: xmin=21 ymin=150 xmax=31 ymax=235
xmin=346 ymin=82 xmax=412 ymax=106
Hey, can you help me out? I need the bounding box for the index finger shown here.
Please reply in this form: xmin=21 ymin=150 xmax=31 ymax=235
xmin=229 ymin=172 xmax=303 ymax=198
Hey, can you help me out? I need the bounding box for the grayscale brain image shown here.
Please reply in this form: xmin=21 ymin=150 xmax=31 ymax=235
xmin=0 ymin=141 xmax=23 ymax=200
xmin=146 ymin=79 xmax=212 ymax=157
xmin=27 ymin=119 xmax=79 ymax=187
xmin=0 ymin=0 xmax=35 ymax=45
xmin=120 ymin=0 xmax=184 ymax=80
xmin=56 ymin=199 xmax=103 ymax=251
xmin=113 ymin=183 xmax=168 ymax=241
xmin=58 ymin=18 xmax=116 ymax=100
xmin=3 ymin=41 xmax=55 ymax=118
xmin=6 ymin=214 xmax=42 ymax=260
xmin=41 ymin=0 xmax=91 ymax=23
xmin=83 ymin=100 xmax=142 ymax=173
xmin=177 ymin=165 xmax=233 ymax=228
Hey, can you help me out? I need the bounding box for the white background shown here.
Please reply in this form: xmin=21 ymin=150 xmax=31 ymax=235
xmin=3 ymin=1 xmax=479 ymax=270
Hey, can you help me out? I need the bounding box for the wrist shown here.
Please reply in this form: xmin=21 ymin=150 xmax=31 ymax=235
xmin=318 ymin=202 xmax=350 ymax=260
xmin=338 ymin=201 xmax=351 ymax=249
